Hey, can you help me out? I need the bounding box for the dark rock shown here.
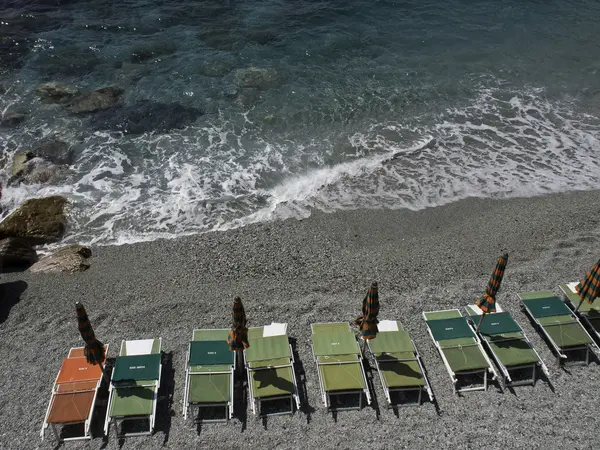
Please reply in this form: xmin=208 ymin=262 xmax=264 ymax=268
xmin=0 ymin=196 xmax=68 ymax=245
xmin=32 ymin=137 xmax=73 ymax=165
xmin=10 ymin=158 xmax=63 ymax=185
xmin=0 ymin=110 xmax=26 ymax=128
xmin=29 ymin=244 xmax=91 ymax=273
xmin=236 ymin=67 xmax=280 ymax=89
xmin=67 ymin=86 xmax=124 ymax=113
xmin=130 ymin=41 xmax=177 ymax=63
xmin=114 ymin=62 xmax=150 ymax=84
xmin=90 ymin=100 xmax=202 ymax=134
xmin=246 ymin=29 xmax=277 ymax=45
xmin=35 ymin=82 xmax=79 ymax=103
xmin=10 ymin=151 xmax=35 ymax=177
xmin=0 ymin=238 xmax=38 ymax=270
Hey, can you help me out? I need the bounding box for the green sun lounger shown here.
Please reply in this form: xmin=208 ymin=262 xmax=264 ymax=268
xmin=183 ymin=329 xmax=235 ymax=423
xmin=104 ymin=338 xmax=162 ymax=441
xmin=366 ymin=320 xmax=434 ymax=406
xmin=423 ymin=310 xmax=498 ymax=393
xmin=311 ymin=322 xmax=371 ymax=411
xmin=465 ymin=304 xmax=549 ymax=387
xmin=519 ymin=291 xmax=596 ymax=365
xmin=560 ymin=282 xmax=600 ymax=340
xmin=244 ymin=324 xmax=300 ymax=416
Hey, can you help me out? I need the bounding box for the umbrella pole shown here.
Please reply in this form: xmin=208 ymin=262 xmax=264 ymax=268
xmin=476 ymin=312 xmax=486 ymax=333
xmin=99 ymin=361 xmax=110 ymax=383
xmin=575 ymin=299 xmax=584 ymax=313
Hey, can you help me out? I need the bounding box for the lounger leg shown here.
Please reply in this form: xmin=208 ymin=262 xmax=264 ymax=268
xmin=51 ymin=424 xmax=60 ymax=443
xmin=359 ymin=392 xmax=363 ymax=410
xmin=418 ymin=388 xmax=422 ymax=405
xmin=532 ymin=365 xmax=536 ymax=386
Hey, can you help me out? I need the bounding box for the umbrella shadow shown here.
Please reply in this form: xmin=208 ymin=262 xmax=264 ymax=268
xmin=360 ymin=358 xmax=381 ymax=420
xmin=0 ymin=280 xmax=27 ymax=324
xmin=233 ymin=354 xmax=248 ymax=433
xmin=155 ymin=351 xmax=175 ymax=445
xmin=289 ymin=337 xmax=315 ymax=423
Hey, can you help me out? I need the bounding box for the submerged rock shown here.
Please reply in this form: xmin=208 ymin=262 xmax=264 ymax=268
xmin=32 ymin=137 xmax=73 ymax=165
xmin=67 ymin=86 xmax=124 ymax=114
xmin=130 ymin=41 xmax=177 ymax=63
xmin=32 ymin=46 xmax=100 ymax=77
xmin=0 ymin=110 xmax=26 ymax=128
xmin=29 ymin=244 xmax=91 ymax=274
xmin=236 ymin=67 xmax=280 ymax=89
xmin=0 ymin=238 xmax=38 ymax=271
xmin=35 ymin=82 xmax=79 ymax=103
xmin=0 ymin=196 xmax=68 ymax=245
xmin=89 ymin=100 xmax=202 ymax=134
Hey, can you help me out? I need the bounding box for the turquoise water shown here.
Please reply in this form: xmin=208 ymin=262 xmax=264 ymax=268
xmin=1 ymin=0 xmax=600 ymax=245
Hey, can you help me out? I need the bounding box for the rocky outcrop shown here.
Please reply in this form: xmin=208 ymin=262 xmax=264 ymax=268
xmin=0 ymin=196 xmax=68 ymax=245
xmin=8 ymin=137 xmax=72 ymax=186
xmin=236 ymin=67 xmax=280 ymax=89
xmin=35 ymin=82 xmax=79 ymax=103
xmin=0 ymin=238 xmax=38 ymax=270
xmin=31 ymin=137 xmax=74 ymax=165
xmin=67 ymin=86 xmax=124 ymax=113
xmin=29 ymin=245 xmax=91 ymax=274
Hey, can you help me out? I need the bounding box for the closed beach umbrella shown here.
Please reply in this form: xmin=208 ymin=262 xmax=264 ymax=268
xmin=76 ymin=302 xmax=106 ymax=366
xmin=355 ymin=281 xmax=379 ymax=340
xmin=226 ymin=296 xmax=250 ymax=351
xmin=574 ymin=258 xmax=600 ymax=312
xmin=475 ymin=253 xmax=508 ymax=331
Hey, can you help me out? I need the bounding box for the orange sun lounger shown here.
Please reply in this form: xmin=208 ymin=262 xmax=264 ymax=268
xmin=41 ymin=346 xmax=108 ymax=443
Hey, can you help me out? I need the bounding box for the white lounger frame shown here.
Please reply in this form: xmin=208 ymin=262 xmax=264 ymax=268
xmin=245 ymin=324 xmax=300 ymax=416
xmin=183 ymin=329 xmax=235 ymax=423
xmin=366 ymin=324 xmax=434 ymax=407
xmin=465 ymin=304 xmax=549 ymax=388
xmin=423 ymin=309 xmax=498 ymax=394
xmin=40 ymin=346 xmax=108 ymax=443
xmin=104 ymin=338 xmax=162 ymax=442
xmin=311 ymin=322 xmax=372 ymax=412
xmin=518 ymin=293 xmax=597 ymax=366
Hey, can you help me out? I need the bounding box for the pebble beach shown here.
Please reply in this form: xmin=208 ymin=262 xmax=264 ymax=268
xmin=2 ymin=189 xmax=600 ymax=449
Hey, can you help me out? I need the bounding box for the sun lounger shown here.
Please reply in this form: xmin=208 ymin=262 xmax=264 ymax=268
xmin=366 ymin=320 xmax=433 ymax=406
xmin=465 ymin=304 xmax=549 ymax=387
xmin=519 ymin=291 xmax=596 ymax=365
xmin=244 ymin=323 xmax=300 ymax=416
xmin=41 ymin=346 xmax=108 ymax=443
xmin=311 ymin=322 xmax=371 ymax=411
xmin=423 ymin=310 xmax=498 ymax=393
xmin=104 ymin=338 xmax=162 ymax=440
xmin=183 ymin=329 xmax=235 ymax=423
xmin=560 ymin=282 xmax=600 ymax=340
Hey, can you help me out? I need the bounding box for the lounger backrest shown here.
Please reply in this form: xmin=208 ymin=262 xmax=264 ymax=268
xmin=193 ymin=328 xmax=229 ymax=341
xmin=423 ymin=309 xmax=462 ymax=321
xmin=311 ymin=322 xmax=351 ymax=334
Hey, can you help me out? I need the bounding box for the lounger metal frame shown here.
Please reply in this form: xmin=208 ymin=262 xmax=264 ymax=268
xmin=245 ymin=343 xmax=301 ymax=417
xmin=366 ymin=325 xmax=434 ymax=407
xmin=465 ymin=305 xmax=549 ymax=389
xmin=311 ymin=322 xmax=372 ymax=412
xmin=423 ymin=309 xmax=498 ymax=394
xmin=519 ymin=294 xmax=597 ymax=366
xmin=560 ymin=283 xmax=600 ymax=346
xmin=40 ymin=346 xmax=108 ymax=443
xmin=104 ymin=338 xmax=162 ymax=442
xmin=183 ymin=329 xmax=235 ymax=423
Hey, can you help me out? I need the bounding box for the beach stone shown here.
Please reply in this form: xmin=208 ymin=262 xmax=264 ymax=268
xmin=130 ymin=41 xmax=177 ymax=63
xmin=29 ymin=244 xmax=91 ymax=274
xmin=0 ymin=110 xmax=26 ymax=128
xmin=89 ymin=100 xmax=202 ymax=134
xmin=0 ymin=196 xmax=68 ymax=245
xmin=67 ymin=86 xmax=124 ymax=113
xmin=236 ymin=67 xmax=280 ymax=89
xmin=35 ymin=82 xmax=79 ymax=103
xmin=0 ymin=237 xmax=38 ymax=270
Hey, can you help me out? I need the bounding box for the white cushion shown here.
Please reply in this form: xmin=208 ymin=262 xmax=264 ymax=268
xmin=378 ymin=320 xmax=399 ymax=332
xmin=263 ymin=323 xmax=287 ymax=337
xmin=125 ymin=339 xmax=155 ymax=355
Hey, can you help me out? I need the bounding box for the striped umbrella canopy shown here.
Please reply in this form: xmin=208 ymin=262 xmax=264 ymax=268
xmin=575 ymin=258 xmax=600 ymax=311
xmin=475 ymin=253 xmax=508 ymax=331
xmin=354 ymin=281 xmax=379 ymax=340
xmin=76 ymin=302 xmax=106 ymax=365
xmin=226 ymin=296 xmax=249 ymax=352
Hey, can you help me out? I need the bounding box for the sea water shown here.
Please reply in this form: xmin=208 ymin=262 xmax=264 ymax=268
xmin=1 ymin=0 xmax=599 ymax=245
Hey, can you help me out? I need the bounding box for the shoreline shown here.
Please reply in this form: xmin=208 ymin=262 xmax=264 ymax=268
xmin=2 ymin=189 xmax=600 ymax=449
